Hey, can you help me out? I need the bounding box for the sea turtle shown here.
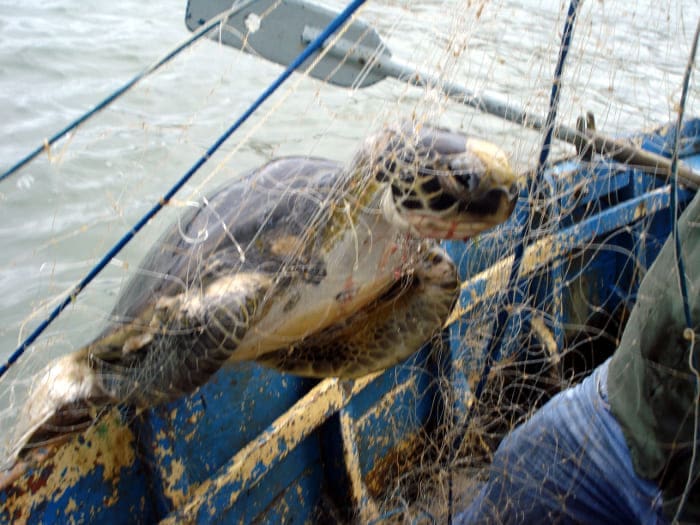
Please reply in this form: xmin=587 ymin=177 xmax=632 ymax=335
xmin=14 ymin=121 xmax=517 ymax=457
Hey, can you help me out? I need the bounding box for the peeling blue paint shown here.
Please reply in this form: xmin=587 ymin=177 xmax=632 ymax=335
xmin=2 ymin=119 xmax=699 ymax=524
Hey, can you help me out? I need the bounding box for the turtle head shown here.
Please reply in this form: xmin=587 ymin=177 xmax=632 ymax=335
xmin=368 ymin=122 xmax=518 ymax=240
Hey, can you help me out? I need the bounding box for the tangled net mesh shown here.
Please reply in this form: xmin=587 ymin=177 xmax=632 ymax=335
xmin=0 ymin=0 xmax=698 ymax=522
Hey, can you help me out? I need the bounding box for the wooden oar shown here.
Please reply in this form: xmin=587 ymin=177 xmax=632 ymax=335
xmin=186 ymin=0 xmax=700 ymax=189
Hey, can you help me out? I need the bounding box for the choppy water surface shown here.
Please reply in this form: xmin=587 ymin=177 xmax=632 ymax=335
xmin=0 ymin=0 xmax=697 ymax=426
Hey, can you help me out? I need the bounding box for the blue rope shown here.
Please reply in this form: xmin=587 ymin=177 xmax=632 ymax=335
xmin=470 ymin=0 xmax=581 ymax=407
xmin=0 ymin=0 xmax=368 ymax=380
xmin=0 ymin=0 xmax=256 ymax=184
xmin=447 ymin=2 xmax=582 ymax=523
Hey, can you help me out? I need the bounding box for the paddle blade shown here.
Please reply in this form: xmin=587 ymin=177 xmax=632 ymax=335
xmin=185 ymin=0 xmax=390 ymax=88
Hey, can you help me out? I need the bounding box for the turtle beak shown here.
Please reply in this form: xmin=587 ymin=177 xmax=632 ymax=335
xmin=466 ymin=138 xmax=518 ymax=198
xmin=458 ymin=137 xmax=519 ymax=225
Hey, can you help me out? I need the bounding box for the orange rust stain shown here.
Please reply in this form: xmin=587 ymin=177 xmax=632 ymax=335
xmin=1 ymin=409 xmax=135 ymax=525
xmin=25 ymin=469 xmax=51 ymax=493
xmin=364 ymin=431 xmax=428 ymax=499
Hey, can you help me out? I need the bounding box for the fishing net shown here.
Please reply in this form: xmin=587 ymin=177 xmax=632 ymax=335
xmin=0 ymin=0 xmax=698 ymax=522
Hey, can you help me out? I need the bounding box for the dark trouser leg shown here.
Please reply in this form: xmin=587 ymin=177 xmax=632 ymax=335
xmin=456 ymin=360 xmax=666 ymax=524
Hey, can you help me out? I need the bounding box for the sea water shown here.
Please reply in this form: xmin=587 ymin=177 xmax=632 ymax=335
xmin=0 ymin=0 xmax=697 ymax=438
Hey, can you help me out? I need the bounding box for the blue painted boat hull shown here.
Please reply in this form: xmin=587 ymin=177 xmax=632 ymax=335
xmin=1 ymin=119 xmax=698 ymax=523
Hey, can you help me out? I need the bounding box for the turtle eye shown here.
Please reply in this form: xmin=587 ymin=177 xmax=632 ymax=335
xmin=449 ymin=155 xmax=484 ymax=192
xmin=454 ymin=173 xmax=478 ymax=192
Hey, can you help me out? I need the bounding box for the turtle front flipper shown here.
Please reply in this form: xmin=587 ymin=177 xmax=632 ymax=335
xmin=256 ymin=247 xmax=459 ymax=379
xmin=11 ymin=272 xmax=273 ymax=460
xmin=93 ymin=271 xmax=274 ymax=407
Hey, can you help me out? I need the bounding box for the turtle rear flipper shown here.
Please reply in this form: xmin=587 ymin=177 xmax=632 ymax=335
xmin=257 ymin=247 xmax=459 ymax=378
xmin=11 ymin=272 xmax=272 ymax=461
